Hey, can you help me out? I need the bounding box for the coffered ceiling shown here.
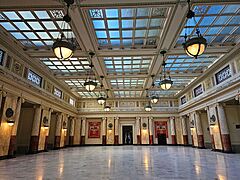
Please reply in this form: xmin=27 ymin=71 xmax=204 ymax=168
xmin=0 ymin=0 xmax=239 ymax=99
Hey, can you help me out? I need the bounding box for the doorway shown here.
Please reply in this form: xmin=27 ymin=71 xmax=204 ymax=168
xmin=16 ymin=101 xmax=35 ymax=155
xmin=122 ymin=126 xmax=133 ymax=145
xmin=158 ymin=134 xmax=167 ymax=145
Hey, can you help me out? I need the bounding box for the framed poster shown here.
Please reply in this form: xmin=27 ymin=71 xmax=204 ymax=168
xmin=27 ymin=69 xmax=42 ymax=87
xmin=215 ymin=65 xmax=231 ymax=85
xmin=88 ymin=122 xmax=101 ymax=138
xmin=194 ymin=84 xmax=203 ymax=97
xmin=54 ymin=87 xmax=62 ymax=98
xmin=181 ymin=96 xmax=186 ymax=105
xmin=0 ymin=49 xmax=5 ymax=66
xmin=154 ymin=121 xmax=168 ymax=138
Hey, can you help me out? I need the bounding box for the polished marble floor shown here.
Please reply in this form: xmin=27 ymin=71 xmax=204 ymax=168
xmin=0 ymin=146 xmax=240 ymax=180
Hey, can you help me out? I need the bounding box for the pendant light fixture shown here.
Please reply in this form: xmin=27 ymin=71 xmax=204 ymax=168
xmin=150 ymin=75 xmax=159 ymax=104
xmin=182 ymin=0 xmax=207 ymax=59
xmin=84 ymin=51 xmax=97 ymax=91
xmin=145 ymin=89 xmax=152 ymax=112
xmin=97 ymin=76 xmax=106 ymax=105
xmin=52 ymin=0 xmax=75 ymax=60
xmin=159 ymin=50 xmax=173 ymax=90
xmin=104 ymin=89 xmax=111 ymax=111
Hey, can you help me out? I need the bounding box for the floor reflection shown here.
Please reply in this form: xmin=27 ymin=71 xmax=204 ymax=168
xmin=0 ymin=146 xmax=239 ymax=179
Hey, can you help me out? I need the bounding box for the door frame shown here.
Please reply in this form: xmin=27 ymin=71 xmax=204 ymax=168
xmin=120 ymin=123 xmax=135 ymax=144
xmin=122 ymin=125 xmax=133 ymax=145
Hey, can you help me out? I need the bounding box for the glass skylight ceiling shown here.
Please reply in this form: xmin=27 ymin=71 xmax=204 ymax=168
xmin=176 ymin=4 xmax=240 ymax=47
xmin=78 ymin=91 xmax=104 ymax=98
xmin=149 ymin=90 xmax=178 ymax=97
xmin=0 ymin=10 xmax=78 ymax=49
xmin=110 ymin=78 xmax=145 ymax=89
xmin=40 ymin=57 xmax=90 ymax=73
xmin=165 ymin=54 xmax=221 ymax=73
xmin=104 ymin=56 xmax=153 ymax=74
xmin=88 ymin=7 xmax=169 ymax=49
xmin=114 ymin=91 xmax=141 ymax=98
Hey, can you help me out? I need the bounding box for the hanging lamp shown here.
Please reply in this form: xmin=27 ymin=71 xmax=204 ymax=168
xmin=150 ymin=75 xmax=159 ymax=104
xmin=52 ymin=0 xmax=75 ymax=60
xmin=84 ymin=51 xmax=97 ymax=91
xmin=104 ymin=89 xmax=111 ymax=111
xmin=159 ymin=50 xmax=173 ymax=90
xmin=97 ymin=77 xmax=106 ymax=105
xmin=144 ymin=89 xmax=152 ymax=112
xmin=182 ymin=0 xmax=207 ymax=59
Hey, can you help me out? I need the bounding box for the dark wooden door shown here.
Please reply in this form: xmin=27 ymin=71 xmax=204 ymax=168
xmin=158 ymin=134 xmax=167 ymax=145
xmin=122 ymin=126 xmax=133 ymax=145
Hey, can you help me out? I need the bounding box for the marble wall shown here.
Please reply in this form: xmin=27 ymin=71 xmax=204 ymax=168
xmin=0 ymin=95 xmax=19 ymax=157
xmin=175 ymin=118 xmax=183 ymax=144
xmin=38 ymin=108 xmax=50 ymax=151
xmin=73 ymin=119 xmax=81 ymax=145
xmin=141 ymin=117 xmax=149 ymax=145
xmin=208 ymin=105 xmax=223 ymax=150
xmin=106 ymin=117 xmax=114 ymax=145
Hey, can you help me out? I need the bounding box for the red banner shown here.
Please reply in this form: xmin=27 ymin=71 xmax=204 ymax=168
xmin=88 ymin=122 xmax=101 ymax=138
xmin=154 ymin=121 xmax=168 ymax=138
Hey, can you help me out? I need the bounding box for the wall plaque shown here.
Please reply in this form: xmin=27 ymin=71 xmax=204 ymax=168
xmin=215 ymin=65 xmax=231 ymax=85
xmin=0 ymin=49 xmax=4 ymax=65
xmin=194 ymin=84 xmax=203 ymax=97
xmin=27 ymin=70 xmax=42 ymax=87
xmin=181 ymin=96 xmax=186 ymax=105
xmin=54 ymin=87 xmax=62 ymax=98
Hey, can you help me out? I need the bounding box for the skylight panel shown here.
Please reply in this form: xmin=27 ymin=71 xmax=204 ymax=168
xmin=176 ymin=4 xmax=240 ymax=48
xmin=28 ymin=22 xmax=44 ymax=30
xmin=34 ymin=11 xmax=50 ymax=19
xmin=137 ymin=8 xmax=150 ymax=17
xmin=89 ymin=7 xmax=168 ymax=49
xmin=109 ymin=31 xmax=120 ymax=38
xmin=19 ymin=11 xmax=35 ymax=19
xmin=106 ymin=9 xmax=119 ymax=18
xmin=107 ymin=20 xmax=119 ymax=29
xmin=121 ymin=9 xmax=134 ymax=17
xmin=0 ymin=10 xmax=78 ymax=49
xmin=11 ymin=32 xmax=26 ymax=39
xmin=0 ymin=22 xmax=16 ymax=30
xmin=93 ymin=20 xmax=105 ymax=29
xmin=3 ymin=12 xmax=20 ymax=20
xmin=96 ymin=31 xmax=107 ymax=38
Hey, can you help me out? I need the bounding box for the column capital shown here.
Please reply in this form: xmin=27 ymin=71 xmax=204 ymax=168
xmin=136 ymin=116 xmax=141 ymax=121
xmin=217 ymin=102 xmax=226 ymax=107
xmin=169 ymin=116 xmax=175 ymax=120
xmin=81 ymin=117 xmax=86 ymax=121
xmin=204 ymin=106 xmax=209 ymax=111
xmin=102 ymin=117 xmax=107 ymax=121
xmin=114 ymin=117 xmax=119 ymax=120
xmin=33 ymin=104 xmax=41 ymax=109
xmin=148 ymin=116 xmax=153 ymax=120
xmin=56 ymin=112 xmax=62 ymax=116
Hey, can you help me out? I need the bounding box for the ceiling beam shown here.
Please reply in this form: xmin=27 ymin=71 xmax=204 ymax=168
xmin=55 ymin=72 xmax=201 ymax=80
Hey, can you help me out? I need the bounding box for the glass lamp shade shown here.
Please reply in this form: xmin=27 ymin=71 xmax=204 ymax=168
xmin=160 ymin=79 xmax=173 ymax=90
xmin=183 ymin=36 xmax=207 ymax=59
xmin=145 ymin=105 xmax=152 ymax=112
xmin=7 ymin=119 xmax=15 ymax=126
xmin=52 ymin=40 xmax=74 ymax=60
xmin=84 ymin=80 xmax=97 ymax=91
xmin=104 ymin=105 xmax=111 ymax=112
xmin=97 ymin=96 xmax=106 ymax=105
xmin=151 ymin=96 xmax=159 ymax=104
